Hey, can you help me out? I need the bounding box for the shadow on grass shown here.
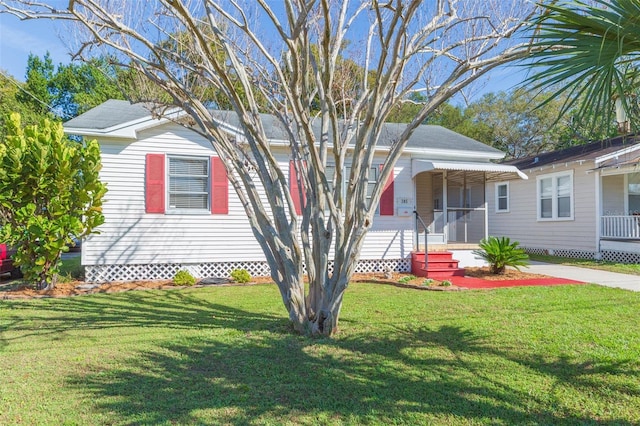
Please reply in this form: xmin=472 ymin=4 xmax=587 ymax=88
xmin=3 ymin=288 xmax=638 ymax=424
xmin=68 ymin=323 xmax=637 ymax=424
xmin=0 ymin=288 xmax=288 ymax=350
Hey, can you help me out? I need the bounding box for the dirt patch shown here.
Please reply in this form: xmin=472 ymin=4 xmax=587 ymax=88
xmin=0 ymin=268 xmax=553 ymax=299
xmin=464 ymin=267 xmax=550 ymax=281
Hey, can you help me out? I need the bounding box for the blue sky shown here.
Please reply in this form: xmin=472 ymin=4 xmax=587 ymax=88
xmin=0 ymin=7 xmax=526 ymax=101
xmin=0 ymin=12 xmax=71 ymax=81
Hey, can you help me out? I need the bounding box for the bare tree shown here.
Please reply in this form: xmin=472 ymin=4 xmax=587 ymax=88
xmin=1 ymin=0 xmax=540 ymax=336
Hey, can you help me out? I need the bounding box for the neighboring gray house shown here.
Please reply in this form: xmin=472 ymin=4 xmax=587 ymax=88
xmin=488 ymin=134 xmax=640 ymax=263
xmin=65 ymin=100 xmax=525 ymax=282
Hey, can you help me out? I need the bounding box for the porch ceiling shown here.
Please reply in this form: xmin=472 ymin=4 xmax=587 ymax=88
xmin=411 ymin=159 xmax=528 ymax=180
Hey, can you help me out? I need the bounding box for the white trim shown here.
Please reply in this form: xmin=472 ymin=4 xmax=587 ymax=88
xmin=595 ymin=143 xmax=640 ymax=164
xmin=595 ymin=170 xmax=601 ymax=255
xmin=411 ymin=159 xmax=527 ymax=179
xmin=495 ymin=181 xmax=510 ymax=213
xmin=65 ymin=107 xmax=184 ymax=140
xmin=166 ymin=154 xmax=211 ymax=214
xmin=624 ymin=173 xmax=630 ymax=214
xmin=536 ymin=170 xmax=574 ymax=221
xmin=407 ymin=149 xmax=504 ymax=160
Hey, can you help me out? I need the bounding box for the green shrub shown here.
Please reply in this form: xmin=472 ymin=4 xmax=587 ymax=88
xmin=422 ymin=278 xmax=435 ymax=286
xmin=439 ymin=280 xmax=452 ymax=287
xmin=473 ymin=236 xmax=529 ymax=274
xmin=173 ymin=269 xmax=196 ymax=286
xmin=230 ymin=268 xmax=251 ymax=283
xmin=398 ymin=274 xmax=417 ymax=284
xmin=0 ymin=114 xmax=106 ymax=290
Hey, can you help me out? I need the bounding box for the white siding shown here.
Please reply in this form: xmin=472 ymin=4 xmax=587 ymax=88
xmin=84 ymin=124 xmax=414 ymax=266
xmin=602 ymin=174 xmax=625 ymax=215
xmin=487 ymin=162 xmax=598 ymax=252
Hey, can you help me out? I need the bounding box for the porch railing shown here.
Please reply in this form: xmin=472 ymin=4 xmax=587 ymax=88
xmin=601 ymin=215 xmax=640 ymax=239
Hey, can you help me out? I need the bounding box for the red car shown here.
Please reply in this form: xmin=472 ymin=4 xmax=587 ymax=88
xmin=0 ymin=243 xmax=22 ymax=279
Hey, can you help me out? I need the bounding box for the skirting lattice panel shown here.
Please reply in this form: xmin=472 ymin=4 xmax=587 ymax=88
xmin=602 ymin=250 xmax=640 ymax=264
xmin=85 ymin=258 xmax=411 ymax=283
xmin=523 ymin=247 xmax=596 ymax=260
xmin=524 ymin=247 xmax=640 ymax=264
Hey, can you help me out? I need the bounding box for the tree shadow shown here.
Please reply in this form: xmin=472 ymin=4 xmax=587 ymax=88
xmin=66 ymin=323 xmax=638 ymax=424
xmin=0 ymin=288 xmax=288 ymax=350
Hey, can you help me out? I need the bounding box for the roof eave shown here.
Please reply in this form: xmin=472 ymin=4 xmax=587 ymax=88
xmin=406 ymin=147 xmax=504 ymax=160
xmin=595 ymin=143 xmax=640 ymax=164
xmin=64 ymin=107 xmax=184 ymax=139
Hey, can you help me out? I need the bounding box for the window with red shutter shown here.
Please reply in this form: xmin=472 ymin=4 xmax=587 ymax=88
xmin=211 ymin=156 xmax=229 ymax=214
xmin=289 ymin=160 xmax=306 ymax=215
xmin=145 ymin=153 xmax=165 ymax=214
xmin=146 ymin=154 xmax=229 ymax=215
xmin=379 ymin=164 xmax=394 ymax=216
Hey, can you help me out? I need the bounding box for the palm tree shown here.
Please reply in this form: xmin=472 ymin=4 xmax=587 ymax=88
xmin=526 ymin=0 xmax=640 ymax=132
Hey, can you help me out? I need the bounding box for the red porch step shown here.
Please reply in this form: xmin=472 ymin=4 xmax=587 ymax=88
xmin=411 ymin=251 xmax=465 ymax=279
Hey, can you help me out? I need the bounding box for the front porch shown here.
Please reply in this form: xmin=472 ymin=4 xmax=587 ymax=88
xmin=411 ymin=163 xmax=526 ymax=277
xmin=600 ymin=171 xmax=640 ymax=243
xmin=596 ymin=171 xmax=640 ymax=263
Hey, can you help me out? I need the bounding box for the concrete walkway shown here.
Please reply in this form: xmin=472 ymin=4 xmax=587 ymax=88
xmin=524 ymin=261 xmax=640 ymax=292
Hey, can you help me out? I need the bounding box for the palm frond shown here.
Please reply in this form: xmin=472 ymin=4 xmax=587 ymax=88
xmin=524 ymin=0 xmax=640 ymax=133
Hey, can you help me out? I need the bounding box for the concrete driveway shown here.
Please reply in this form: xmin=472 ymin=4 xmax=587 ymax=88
xmin=525 ymin=261 xmax=640 ymax=292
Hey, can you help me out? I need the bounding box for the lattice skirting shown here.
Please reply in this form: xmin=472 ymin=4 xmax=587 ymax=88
xmin=524 ymin=247 xmax=640 ymax=264
xmin=601 ymin=250 xmax=640 ymax=264
xmin=85 ymin=258 xmax=412 ymax=283
xmin=523 ymin=247 xmax=597 ymax=260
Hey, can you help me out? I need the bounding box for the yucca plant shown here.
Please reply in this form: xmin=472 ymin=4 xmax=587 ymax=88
xmin=473 ymin=236 xmax=529 ymax=275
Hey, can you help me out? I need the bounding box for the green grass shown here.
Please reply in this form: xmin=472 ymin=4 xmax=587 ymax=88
xmin=529 ymin=253 xmax=640 ymax=276
xmin=1 ymin=283 xmax=639 ymax=425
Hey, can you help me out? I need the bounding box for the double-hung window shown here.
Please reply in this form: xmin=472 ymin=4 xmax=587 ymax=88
xmin=168 ymin=156 xmax=210 ymax=212
xmin=322 ymin=163 xmax=392 ymax=215
xmin=537 ymin=171 xmax=573 ymax=220
xmin=495 ymin=182 xmax=509 ymax=213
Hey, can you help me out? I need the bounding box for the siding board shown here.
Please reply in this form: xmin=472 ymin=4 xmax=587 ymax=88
xmin=85 ymin=124 xmax=417 ymax=266
xmin=488 ymin=163 xmax=597 ymax=252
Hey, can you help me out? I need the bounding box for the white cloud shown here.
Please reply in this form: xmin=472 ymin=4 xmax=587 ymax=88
xmin=0 ymin=15 xmax=71 ymax=79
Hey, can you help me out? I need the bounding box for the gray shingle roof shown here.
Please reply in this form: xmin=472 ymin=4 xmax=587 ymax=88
xmin=64 ymin=100 xmax=151 ymax=129
xmin=64 ymin=100 xmax=502 ymax=155
xmin=505 ymin=134 xmax=640 ymax=169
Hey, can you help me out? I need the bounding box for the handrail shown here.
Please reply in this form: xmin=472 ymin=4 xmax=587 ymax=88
xmin=601 ymin=215 xmax=640 ymax=239
xmin=414 ymin=210 xmax=429 ymax=271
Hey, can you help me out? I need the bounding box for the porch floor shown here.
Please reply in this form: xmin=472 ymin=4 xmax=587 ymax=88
xmin=416 ymin=243 xmax=480 ymax=251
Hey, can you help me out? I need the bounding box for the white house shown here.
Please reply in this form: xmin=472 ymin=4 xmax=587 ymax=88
xmin=488 ymin=134 xmax=640 ymax=263
xmin=65 ymin=100 xmax=526 ymax=282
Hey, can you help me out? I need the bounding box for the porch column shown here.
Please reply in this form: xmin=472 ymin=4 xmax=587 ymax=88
xmin=442 ymin=170 xmax=448 ymax=243
xmin=595 ymin=170 xmax=601 ymax=258
xmin=484 ymin=172 xmax=489 ymax=240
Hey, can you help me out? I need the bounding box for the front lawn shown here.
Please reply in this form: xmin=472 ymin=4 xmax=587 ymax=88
xmin=1 ymin=283 xmax=639 ymax=425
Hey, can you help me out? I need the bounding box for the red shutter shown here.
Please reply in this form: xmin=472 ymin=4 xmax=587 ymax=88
xmin=145 ymin=153 xmax=165 ymax=214
xmin=289 ymin=160 xmax=306 ymax=215
xmin=210 ymin=156 xmax=229 ymax=214
xmin=0 ymin=244 xmax=6 ymax=261
xmin=379 ymin=164 xmax=394 ymax=216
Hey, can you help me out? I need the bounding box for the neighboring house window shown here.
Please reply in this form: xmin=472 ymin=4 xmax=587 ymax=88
xmin=145 ymin=153 xmax=228 ymax=214
xmin=495 ymin=182 xmax=509 ymax=213
xmin=537 ymin=171 xmax=573 ymax=220
xmin=168 ymin=156 xmax=210 ymax=211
